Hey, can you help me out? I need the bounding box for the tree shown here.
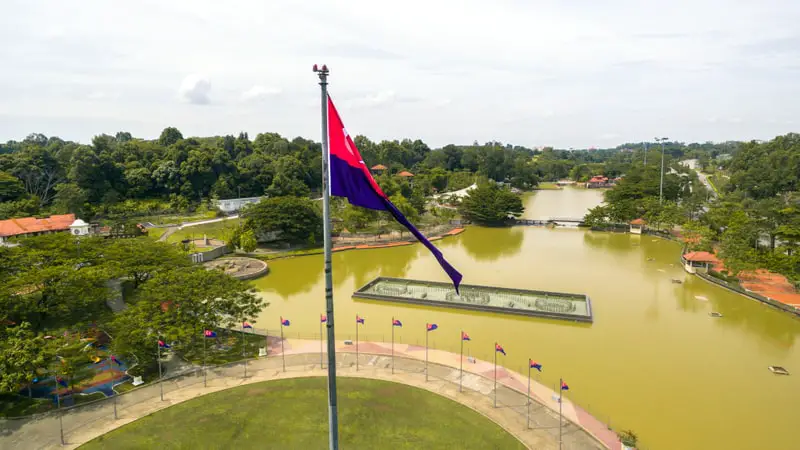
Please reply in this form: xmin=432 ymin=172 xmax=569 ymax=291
xmin=0 ymin=171 xmax=24 ymax=201
xmin=718 ymin=210 xmax=760 ymax=276
xmin=340 ymin=203 xmax=378 ymax=231
xmin=103 ymin=238 xmax=191 ymax=288
xmin=459 ymin=183 xmax=524 ymax=225
xmin=0 ymin=322 xmax=50 ymax=396
xmin=681 ymin=220 xmax=715 ymax=252
xmin=112 ymin=268 xmax=265 ymax=367
xmin=244 ymin=196 xmax=322 ymax=244
xmin=158 ymin=127 xmax=184 ymax=147
xmin=239 ymin=229 xmax=258 ymax=253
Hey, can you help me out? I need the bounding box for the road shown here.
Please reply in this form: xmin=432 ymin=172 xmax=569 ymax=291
xmin=681 ymin=159 xmax=717 ymax=199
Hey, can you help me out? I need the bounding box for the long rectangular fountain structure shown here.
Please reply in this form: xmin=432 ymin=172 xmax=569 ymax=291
xmin=353 ymin=277 xmax=593 ymax=323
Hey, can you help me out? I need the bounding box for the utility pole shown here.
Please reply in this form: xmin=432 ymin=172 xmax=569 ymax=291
xmin=655 ymin=137 xmax=669 ymax=203
xmin=313 ymin=63 xmax=340 ymax=450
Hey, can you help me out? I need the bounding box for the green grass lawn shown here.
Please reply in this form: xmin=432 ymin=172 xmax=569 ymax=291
xmin=145 ymin=227 xmax=168 ymax=240
xmin=167 ymin=218 xmax=242 ymax=244
xmin=79 ymin=378 xmax=524 ymax=450
xmin=536 ymin=182 xmax=562 ymax=190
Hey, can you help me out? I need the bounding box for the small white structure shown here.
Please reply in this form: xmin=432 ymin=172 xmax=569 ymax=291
xmin=213 ymin=197 xmax=265 ymax=214
xmin=629 ymin=218 xmax=646 ymax=235
xmin=70 ymin=219 xmax=91 ymax=236
xmin=682 ymin=251 xmax=720 ymax=274
xmin=132 ymin=376 xmax=144 ymax=386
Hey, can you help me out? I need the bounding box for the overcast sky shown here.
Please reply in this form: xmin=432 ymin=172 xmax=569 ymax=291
xmin=1 ymin=0 xmax=798 ymax=149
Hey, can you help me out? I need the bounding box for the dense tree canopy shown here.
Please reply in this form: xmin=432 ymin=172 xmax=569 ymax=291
xmin=459 ymin=183 xmax=524 ymax=225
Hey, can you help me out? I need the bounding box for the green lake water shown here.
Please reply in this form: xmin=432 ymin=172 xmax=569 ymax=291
xmin=250 ymin=187 xmax=800 ymax=449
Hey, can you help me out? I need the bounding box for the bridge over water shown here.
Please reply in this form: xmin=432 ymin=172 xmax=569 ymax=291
xmin=514 ymin=217 xmax=586 ymax=226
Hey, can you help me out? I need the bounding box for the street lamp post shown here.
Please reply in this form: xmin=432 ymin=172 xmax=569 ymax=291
xmin=655 ymin=137 xmax=669 ymax=203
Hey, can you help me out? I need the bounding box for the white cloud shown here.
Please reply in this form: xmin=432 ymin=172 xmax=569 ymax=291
xmin=241 ymin=85 xmax=281 ymax=101
xmin=178 ymin=74 xmax=211 ymax=105
xmin=1 ymin=0 xmax=799 ymax=146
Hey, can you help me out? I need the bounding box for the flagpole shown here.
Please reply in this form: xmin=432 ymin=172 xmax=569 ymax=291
xmin=203 ymin=334 xmax=207 ymax=387
xmin=425 ymin=324 xmax=429 ymax=382
xmin=391 ymin=317 xmax=395 ymax=375
xmin=493 ymin=343 xmax=497 ymax=408
xmin=53 ymin=361 xmax=64 ymax=446
xmin=242 ymin=326 xmax=247 ymax=379
xmin=320 ymin=316 xmax=324 ymax=369
xmin=356 ymin=314 xmax=359 ymax=372
xmin=559 ymin=377 xmax=563 ymax=450
xmin=459 ymin=331 xmax=463 ymax=392
xmin=157 ymin=338 xmax=163 ymax=401
xmin=315 ymin=63 xmax=339 ymax=450
xmin=527 ymin=362 xmax=531 ymax=429
xmin=280 ymin=319 xmax=286 ymax=372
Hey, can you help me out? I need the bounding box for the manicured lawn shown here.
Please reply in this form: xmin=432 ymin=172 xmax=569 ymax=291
xmin=166 ymin=218 xmax=242 ymax=244
xmin=79 ymin=378 xmax=524 ymax=450
xmin=145 ymin=227 xmax=168 ymax=240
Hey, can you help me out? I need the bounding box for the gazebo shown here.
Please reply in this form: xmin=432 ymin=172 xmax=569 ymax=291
xmin=629 ymin=218 xmax=646 ymax=235
xmin=370 ymin=164 xmax=387 ymax=174
xmin=397 ymin=171 xmax=414 ymax=178
xmin=682 ymin=251 xmax=720 ymax=274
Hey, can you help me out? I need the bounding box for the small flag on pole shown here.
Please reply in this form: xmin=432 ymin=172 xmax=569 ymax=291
xmin=280 ymin=317 xmax=291 ymax=326
xmin=495 ymin=343 xmax=506 ymax=355
xmin=529 ymin=360 xmax=542 ymax=371
xmin=561 ymin=381 xmax=570 ymax=391
xmin=461 ymin=331 xmax=471 ymax=341
xmin=110 ymin=355 xmax=122 ymax=366
xmin=320 ymin=314 xmax=327 ymax=323
xmin=204 ymin=330 xmax=217 ymax=338
xmin=392 ymin=319 xmax=402 ymax=327
xmin=356 ymin=315 xmax=365 ymax=324
xmin=242 ymin=322 xmax=253 ymax=329
xmin=426 ymin=323 xmax=438 ymax=332
xmin=56 ymin=377 xmax=68 ymax=388
xmin=158 ymin=340 xmax=170 ymax=348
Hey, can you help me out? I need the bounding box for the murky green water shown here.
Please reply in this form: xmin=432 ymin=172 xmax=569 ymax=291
xmin=251 ymin=187 xmax=800 ymax=449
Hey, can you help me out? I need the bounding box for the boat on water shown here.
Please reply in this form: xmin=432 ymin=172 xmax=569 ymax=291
xmin=352 ymin=277 xmax=593 ymax=323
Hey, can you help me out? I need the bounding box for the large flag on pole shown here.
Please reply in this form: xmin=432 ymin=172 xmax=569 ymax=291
xmin=326 ymin=96 xmax=462 ymax=292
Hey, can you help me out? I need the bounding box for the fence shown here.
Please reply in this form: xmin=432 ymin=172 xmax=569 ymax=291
xmin=0 ymin=336 xmax=626 ymax=450
xmin=697 ymin=270 xmax=800 ymax=318
xmin=189 ymin=245 xmax=230 ymax=263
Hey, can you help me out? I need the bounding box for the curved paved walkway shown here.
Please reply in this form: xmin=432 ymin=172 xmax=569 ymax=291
xmin=1 ymin=340 xmax=620 ymax=450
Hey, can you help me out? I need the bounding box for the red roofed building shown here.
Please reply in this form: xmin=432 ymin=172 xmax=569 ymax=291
xmin=397 ymin=171 xmax=414 ymax=177
xmin=586 ymin=175 xmax=611 ymax=188
xmin=370 ymin=164 xmax=387 ymax=172
xmin=682 ymin=251 xmax=721 ymax=274
xmin=0 ymin=214 xmax=76 ymax=246
xmin=629 ymin=218 xmax=646 ymax=234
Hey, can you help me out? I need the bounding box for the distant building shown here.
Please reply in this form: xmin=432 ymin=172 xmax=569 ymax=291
xmin=70 ymin=219 xmax=91 ymax=237
xmin=0 ymin=214 xmax=76 ymax=246
xmin=586 ymin=175 xmax=611 ymax=188
xmin=213 ymin=197 xmax=265 ymax=214
xmin=682 ymin=251 xmax=720 ymax=274
xmin=370 ymin=164 xmax=387 ymax=173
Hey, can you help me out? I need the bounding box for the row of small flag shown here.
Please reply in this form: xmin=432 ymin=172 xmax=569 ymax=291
xmin=275 ymin=316 xmax=569 ymax=391
xmin=181 ymin=319 xmax=570 ymax=392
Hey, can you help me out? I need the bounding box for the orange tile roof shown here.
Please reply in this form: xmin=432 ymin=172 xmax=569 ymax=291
xmin=371 ymin=164 xmax=387 ymax=170
xmin=0 ymin=214 xmax=76 ymax=237
xmin=630 ymin=218 xmax=646 ymax=225
xmin=683 ymin=251 xmax=720 ymax=263
xmin=397 ymin=171 xmax=414 ymax=177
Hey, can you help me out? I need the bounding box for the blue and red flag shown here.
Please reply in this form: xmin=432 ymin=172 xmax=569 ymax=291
xmin=356 ymin=315 xmax=365 ymax=324
xmin=56 ymin=377 xmax=68 ymax=388
xmin=280 ymin=317 xmax=290 ymax=327
xmin=495 ymin=343 xmax=506 ymax=355
xmin=529 ymin=359 xmax=542 ymax=372
xmin=320 ymin=314 xmax=327 ymax=323
xmin=426 ymin=323 xmax=438 ymax=332
xmin=110 ymin=355 xmax=122 ymax=366
xmin=158 ymin=340 xmax=170 ymax=349
xmin=561 ymin=381 xmax=570 ymax=391
xmin=327 ymin=96 xmax=462 ymax=292
xmin=461 ymin=331 xmax=471 ymax=341
xmin=204 ymin=329 xmax=217 ymax=338
xmin=392 ymin=319 xmax=402 ymax=327
xmin=242 ymin=321 xmax=253 ymax=329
